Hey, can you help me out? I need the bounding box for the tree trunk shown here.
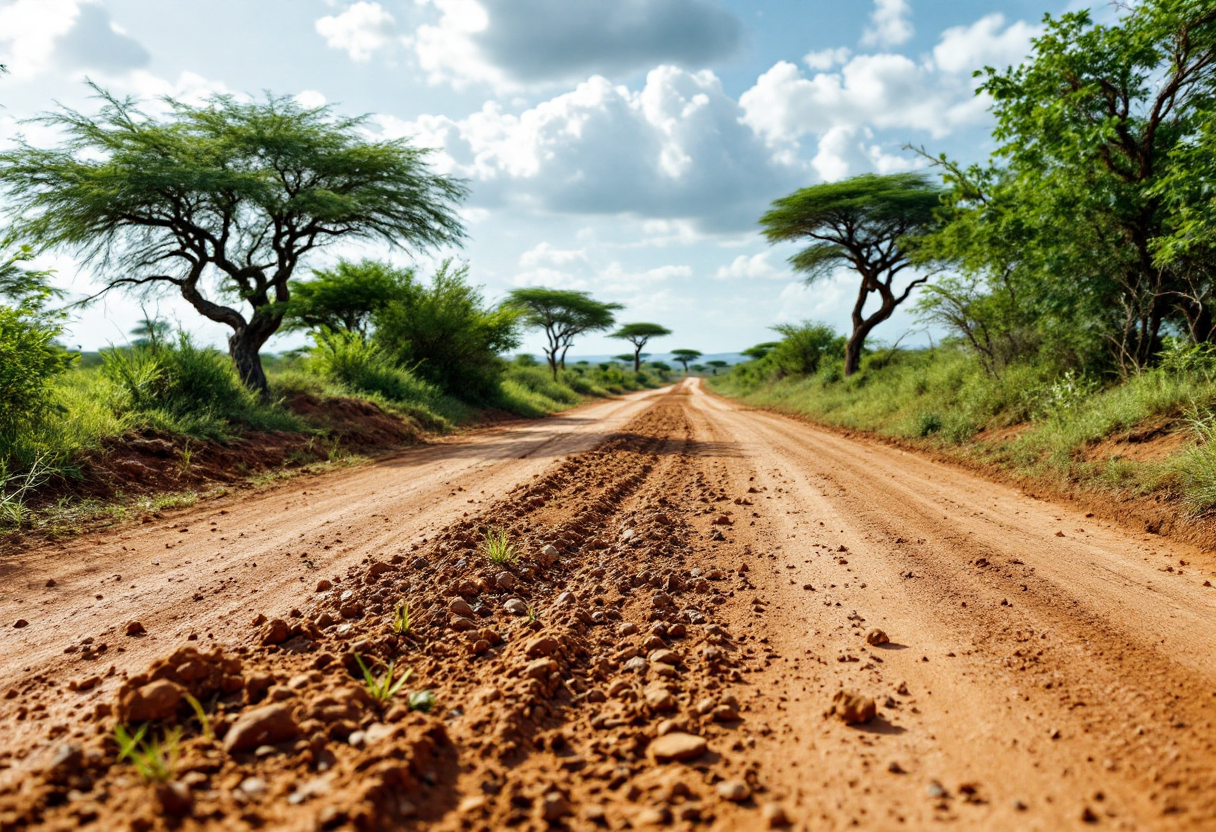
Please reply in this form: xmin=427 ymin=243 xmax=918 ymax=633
xmin=227 ymin=313 xmax=279 ymax=397
xmin=633 ymin=346 xmax=642 ymax=373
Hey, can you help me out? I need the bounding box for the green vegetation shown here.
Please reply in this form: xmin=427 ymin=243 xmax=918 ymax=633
xmin=672 ymin=349 xmax=701 ymax=374
xmin=479 ymin=527 xmax=520 ymax=565
xmin=114 ymin=723 xmax=182 ymax=783
xmin=718 ymin=2 xmax=1216 ymax=518
xmin=0 ymin=86 xmax=465 ymax=394
xmin=610 ymin=323 xmax=672 ymax=372
xmin=761 ymin=173 xmax=942 ymax=376
xmin=505 ymin=288 xmax=623 ymax=380
xmin=392 ymin=600 xmax=412 ymax=636
xmin=353 ymin=654 xmax=413 ymax=704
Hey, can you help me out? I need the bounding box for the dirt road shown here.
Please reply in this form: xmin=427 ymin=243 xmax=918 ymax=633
xmin=1 ymin=379 xmax=1213 ymax=831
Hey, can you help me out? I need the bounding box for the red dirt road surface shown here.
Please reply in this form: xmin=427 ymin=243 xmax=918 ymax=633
xmin=1 ymin=379 xmax=1214 ymax=831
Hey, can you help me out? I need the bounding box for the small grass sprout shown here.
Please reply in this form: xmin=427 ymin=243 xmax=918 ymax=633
xmin=525 ymin=603 xmax=539 ymax=623
xmin=392 ymin=599 xmax=412 ymax=635
xmin=407 ymin=690 xmax=437 ymax=713
xmin=480 ymin=527 xmax=519 ymax=564
xmin=354 ymin=653 xmax=413 ymax=704
xmin=114 ymin=723 xmax=182 ymax=783
xmin=183 ymin=692 xmax=212 ymax=741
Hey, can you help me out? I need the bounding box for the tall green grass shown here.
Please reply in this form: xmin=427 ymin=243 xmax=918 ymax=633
xmin=713 ymin=344 xmax=1216 ymax=512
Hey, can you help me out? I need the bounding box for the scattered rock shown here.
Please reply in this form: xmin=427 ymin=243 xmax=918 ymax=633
xmin=865 ymin=628 xmax=890 ymax=646
xmin=926 ymin=781 xmax=947 ymax=799
xmin=648 ymin=649 xmax=679 ymax=666
xmin=260 ymin=619 xmax=290 ymax=645
xmin=526 ymin=636 xmax=561 ymax=658
xmin=828 ymin=689 xmax=876 ymax=724
xmin=762 ymin=802 xmax=791 ymax=827
xmin=504 ymin=598 xmax=528 ymax=616
xmin=644 ymin=685 xmax=677 ymax=712
xmin=648 ymin=732 xmax=707 ymax=763
xmin=122 ymin=680 xmax=185 ymax=722
xmin=495 ymin=571 xmax=516 ymax=590
xmin=717 ymin=780 xmax=751 ymax=802
xmin=156 ymin=781 xmax=193 ymax=817
xmin=315 ymin=579 xmax=332 ymax=592
xmin=542 ymin=791 xmax=572 ymax=821
xmin=223 ymin=703 xmax=300 ymax=753
xmin=45 ymin=579 xmax=56 ymax=588
xmin=712 ymin=515 xmax=733 ymax=526
xmin=13 ymin=619 xmax=28 ymax=629
xmin=541 ymin=544 xmax=560 ymax=560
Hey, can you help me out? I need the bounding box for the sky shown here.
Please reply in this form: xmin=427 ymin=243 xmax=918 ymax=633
xmin=0 ymin=0 xmax=1103 ymax=358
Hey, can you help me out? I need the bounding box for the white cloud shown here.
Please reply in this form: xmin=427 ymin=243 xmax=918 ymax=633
xmin=391 ymin=66 xmax=798 ymax=231
xmin=519 ymin=242 xmax=587 ymax=268
xmin=315 ymin=1 xmax=398 ymax=63
xmin=0 ymin=0 xmax=81 ymax=79
xmin=811 ymin=125 xmax=919 ymax=182
xmin=714 ymin=252 xmax=786 ymax=281
xmin=804 ymin=47 xmax=850 ymax=71
xmin=411 ymin=0 xmax=741 ymax=90
xmin=294 ymin=89 xmax=327 ymax=109
xmin=933 ymin=13 xmax=1041 ymax=75
xmin=861 ymin=0 xmax=913 ymax=48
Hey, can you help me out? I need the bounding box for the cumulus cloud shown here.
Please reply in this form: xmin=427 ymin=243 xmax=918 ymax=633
xmin=0 ymin=0 xmax=81 ymax=79
xmin=933 ymin=13 xmax=1041 ymax=74
xmin=804 ymin=47 xmax=850 ymax=71
xmin=386 ymin=66 xmax=799 ymax=232
xmin=861 ymin=0 xmax=913 ymax=48
xmin=714 ymin=252 xmax=787 ymax=281
xmin=315 ymin=1 xmax=398 ymax=62
xmin=519 ymin=243 xmax=588 ymax=269
xmin=413 ymin=0 xmax=741 ymax=89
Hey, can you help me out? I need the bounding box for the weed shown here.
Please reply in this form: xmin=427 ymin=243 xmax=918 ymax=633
xmin=354 ymin=654 xmax=413 ymax=704
xmin=525 ymin=603 xmax=539 ymax=623
xmin=0 ymin=453 xmax=52 ymax=527
xmin=114 ymin=723 xmax=181 ymax=783
xmin=183 ymin=692 xmax=212 ymax=741
xmin=178 ymin=440 xmax=193 ymax=477
xmin=391 ymin=600 xmax=412 ymax=635
xmin=480 ymin=527 xmax=519 ymax=565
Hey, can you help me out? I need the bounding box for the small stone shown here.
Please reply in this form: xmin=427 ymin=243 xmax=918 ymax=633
xmin=315 ymin=579 xmax=332 ymax=592
xmin=926 ymin=781 xmax=947 ymax=799
xmin=13 ymin=619 xmax=28 ymax=629
xmin=471 ymin=639 xmax=491 ymax=655
xmin=124 ymin=680 xmax=185 ymax=722
xmin=644 ymin=685 xmax=677 ymax=712
xmin=541 ymin=544 xmax=560 ymax=560
xmin=648 ymin=732 xmax=707 ymax=763
xmin=762 ymin=802 xmax=790 ymax=827
xmin=713 ymin=704 xmax=740 ymax=722
xmin=495 ymin=572 xmax=516 ymax=590
xmin=712 ymin=515 xmax=733 ymax=526
xmin=504 ymin=598 xmax=528 ymax=616
xmin=865 ymin=628 xmax=890 ymax=646
xmin=449 ymin=615 xmax=478 ymax=632
xmin=888 ymin=761 xmax=905 ymax=774
xmin=717 ymin=780 xmax=751 ymax=802
xmin=223 ymin=704 xmax=300 ymax=753
xmin=1081 ymin=806 xmax=1099 ymax=824
xmin=554 ymin=591 xmax=578 ymax=607
xmin=155 ymin=782 xmax=193 ymax=817
xmin=542 ymin=792 xmax=572 ymax=821
xmin=526 ymin=636 xmax=561 ymax=658
xmin=648 ymin=649 xmax=679 ymax=665
xmin=448 ymin=597 xmax=474 ymax=617
xmin=1012 ymin=799 xmax=1028 ymax=811
xmin=260 ymin=619 xmax=290 ymax=645
xmin=45 ymin=579 xmax=57 ymax=588
xmin=618 ymin=622 xmax=639 ymax=636
xmin=829 ymin=689 xmax=876 ymax=724
xmin=240 ymin=777 xmax=267 ymax=796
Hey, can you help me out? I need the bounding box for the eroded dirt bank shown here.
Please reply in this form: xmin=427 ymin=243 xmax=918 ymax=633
xmin=0 ymin=380 xmax=1213 ymax=831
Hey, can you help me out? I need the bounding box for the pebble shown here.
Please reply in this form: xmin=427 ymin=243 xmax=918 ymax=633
xmin=125 ymin=680 xmax=185 ymax=722
xmin=495 ymin=571 xmax=516 ymax=590
xmin=542 ymin=792 xmax=572 ymax=821
xmin=240 ymin=777 xmax=267 ymax=796
xmin=45 ymin=579 xmax=56 ymax=588
xmin=829 ymin=690 xmax=876 ymax=724
xmin=315 ymin=579 xmax=332 ymax=592
xmin=448 ymin=597 xmax=475 ymax=617
xmin=865 ymin=628 xmax=890 ymax=646
xmin=541 ymin=544 xmax=560 ymax=560
xmin=644 ymin=685 xmax=677 ymax=711
xmin=13 ymin=619 xmax=28 ymax=629
xmin=504 ymin=598 xmax=528 ymax=616
xmin=648 ymin=732 xmax=707 ymax=763
xmin=554 ymin=591 xmax=578 ymax=608
xmin=717 ymin=780 xmax=751 ymax=802
xmin=155 ymin=782 xmax=193 ymax=817
xmin=762 ymin=802 xmax=790 ymax=827
xmin=224 ymin=704 xmax=300 ymax=753
xmin=648 ymin=649 xmax=678 ymax=665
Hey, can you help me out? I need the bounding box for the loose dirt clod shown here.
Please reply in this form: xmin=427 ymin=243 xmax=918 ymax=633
xmin=865 ymin=628 xmax=890 ymax=646
xmin=648 ymin=732 xmax=708 ymax=763
xmin=828 ymin=689 xmax=876 ymax=724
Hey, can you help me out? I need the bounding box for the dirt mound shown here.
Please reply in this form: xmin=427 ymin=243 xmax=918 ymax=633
xmin=0 ymin=400 xmax=777 ymax=830
xmin=283 ymin=393 xmax=421 ymax=451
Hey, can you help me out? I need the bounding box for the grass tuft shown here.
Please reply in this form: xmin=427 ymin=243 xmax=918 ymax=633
xmin=479 ymin=527 xmax=519 ymax=565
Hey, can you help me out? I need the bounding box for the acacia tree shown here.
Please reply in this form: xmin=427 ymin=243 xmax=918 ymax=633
xmin=0 ymin=87 xmax=466 ymax=394
xmin=761 ymin=173 xmax=942 ymax=376
xmin=706 ymin=359 xmax=728 ymax=375
xmin=505 ymin=288 xmax=621 ymax=380
xmin=671 ymin=348 xmax=701 ymax=374
xmin=609 ymin=322 xmax=672 ymax=372
xmin=281 ymin=259 xmax=414 ymax=337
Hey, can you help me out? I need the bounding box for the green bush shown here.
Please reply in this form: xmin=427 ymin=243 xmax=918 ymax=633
xmin=0 ymin=305 xmax=74 ymax=445
xmin=307 ymin=331 xmax=440 ymax=406
xmin=102 ymin=334 xmax=296 ymax=438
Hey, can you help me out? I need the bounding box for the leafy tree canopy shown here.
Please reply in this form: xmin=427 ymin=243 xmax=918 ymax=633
xmin=505 ymin=288 xmax=622 ymax=379
xmin=282 ymin=259 xmax=413 ymax=336
xmin=0 ymin=85 xmax=467 ymax=394
xmin=761 ymin=172 xmax=943 ymax=375
xmin=610 ymin=322 xmax=672 ymax=371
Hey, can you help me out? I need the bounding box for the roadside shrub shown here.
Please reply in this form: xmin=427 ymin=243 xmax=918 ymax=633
xmin=307 ymin=331 xmax=440 ymax=406
xmin=770 ymin=322 xmax=846 ymax=377
xmin=102 ymin=334 xmax=296 ymax=438
xmin=0 ymin=305 xmax=74 ymax=445
xmin=915 ymin=411 xmax=943 ymax=437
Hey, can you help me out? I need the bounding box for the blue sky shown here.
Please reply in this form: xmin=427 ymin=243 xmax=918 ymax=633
xmin=0 ymin=0 xmax=1100 ymax=357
